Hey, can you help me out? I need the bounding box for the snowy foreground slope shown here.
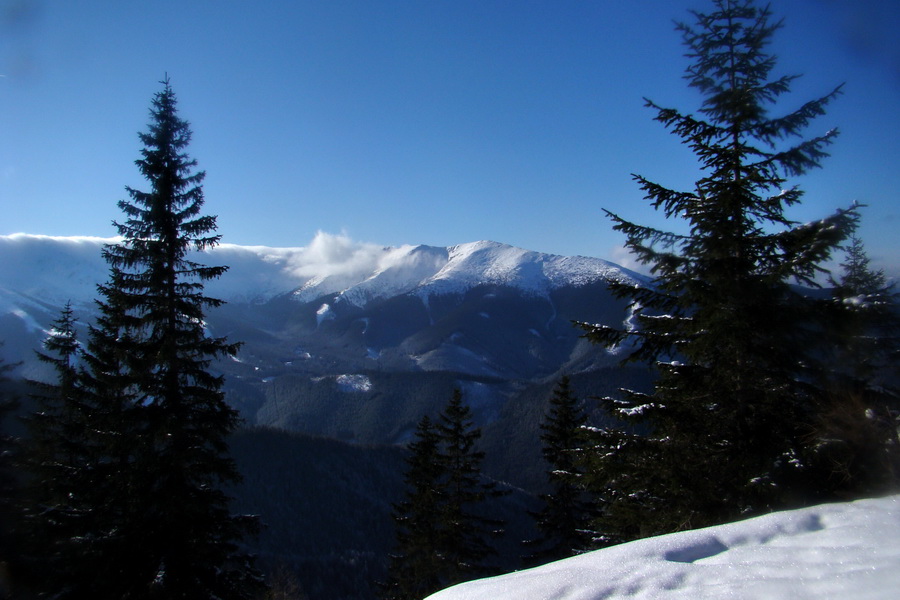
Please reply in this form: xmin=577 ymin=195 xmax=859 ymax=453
xmin=428 ymin=495 xmax=900 ymax=600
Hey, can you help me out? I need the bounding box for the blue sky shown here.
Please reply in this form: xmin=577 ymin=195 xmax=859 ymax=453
xmin=2 ymin=0 xmax=898 ymax=277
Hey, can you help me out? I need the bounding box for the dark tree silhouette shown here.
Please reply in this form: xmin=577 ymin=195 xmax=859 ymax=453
xmin=19 ymin=303 xmax=92 ymax=593
xmin=26 ymin=78 xmax=266 ymax=599
xmin=382 ymin=416 xmax=445 ymax=600
xmin=385 ymin=390 xmax=506 ymax=598
xmin=434 ymin=390 xmax=506 ymax=586
xmin=809 ymin=235 xmax=900 ymax=497
xmin=578 ymin=0 xmax=860 ymax=541
xmin=526 ymin=376 xmax=595 ymax=562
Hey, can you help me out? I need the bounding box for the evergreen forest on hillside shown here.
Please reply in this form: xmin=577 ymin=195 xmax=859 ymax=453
xmin=1 ymin=1 xmax=898 ymax=599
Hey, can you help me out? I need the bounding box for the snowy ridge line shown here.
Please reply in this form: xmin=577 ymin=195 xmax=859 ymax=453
xmin=0 ymin=233 xmax=644 ymax=309
xmin=325 ymin=240 xmax=646 ymax=307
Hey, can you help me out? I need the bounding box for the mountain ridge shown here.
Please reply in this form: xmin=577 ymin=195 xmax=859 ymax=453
xmin=0 ymin=232 xmax=645 ymax=311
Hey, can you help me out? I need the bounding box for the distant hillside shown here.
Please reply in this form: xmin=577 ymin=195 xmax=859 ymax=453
xmin=227 ymin=427 xmax=407 ymax=600
xmin=228 ymin=427 xmax=540 ymax=600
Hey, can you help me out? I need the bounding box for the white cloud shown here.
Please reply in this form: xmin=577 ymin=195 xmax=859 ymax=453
xmin=609 ymin=244 xmax=650 ymax=275
xmin=210 ymin=231 xmax=398 ymax=302
xmin=285 ymin=230 xmax=386 ymax=280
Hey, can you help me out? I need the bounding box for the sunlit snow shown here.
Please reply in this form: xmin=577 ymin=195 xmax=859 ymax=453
xmin=427 ymin=494 xmax=900 ymax=600
xmin=335 ymin=374 xmax=372 ymax=393
xmin=316 ymin=303 xmax=335 ymax=326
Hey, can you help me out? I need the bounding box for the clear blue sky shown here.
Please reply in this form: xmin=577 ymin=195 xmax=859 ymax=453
xmin=2 ymin=0 xmax=898 ymax=276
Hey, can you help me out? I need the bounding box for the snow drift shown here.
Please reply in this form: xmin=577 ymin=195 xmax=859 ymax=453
xmin=427 ymin=494 xmax=900 ymax=600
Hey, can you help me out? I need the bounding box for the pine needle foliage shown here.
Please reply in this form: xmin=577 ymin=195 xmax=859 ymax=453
xmin=382 ymin=416 xmax=445 ymax=600
xmin=577 ymin=0 xmax=860 ymax=541
xmin=828 ymin=235 xmax=899 ymax=395
xmin=19 ymin=303 xmax=95 ymax=592
xmin=434 ymin=390 xmax=507 ymax=584
xmin=24 ymin=304 xmax=83 ymax=507
xmin=835 ymin=236 xmax=888 ymax=296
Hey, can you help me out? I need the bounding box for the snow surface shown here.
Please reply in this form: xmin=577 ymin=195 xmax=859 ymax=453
xmin=335 ymin=373 xmax=373 ymax=393
xmin=0 ymin=234 xmax=116 ymax=313
xmin=427 ymin=494 xmax=900 ymax=600
xmin=413 ymin=240 xmax=637 ymax=300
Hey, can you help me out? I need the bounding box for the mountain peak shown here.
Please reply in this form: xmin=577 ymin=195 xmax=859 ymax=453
xmin=419 ymin=239 xmax=641 ymax=299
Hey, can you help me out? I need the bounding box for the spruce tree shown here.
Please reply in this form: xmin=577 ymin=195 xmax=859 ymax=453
xmin=434 ymin=389 xmax=506 ymax=587
xmin=19 ymin=303 xmax=91 ymax=592
xmin=526 ymin=376 xmax=594 ymax=563
xmin=829 ymin=235 xmax=899 ymax=394
xmin=386 ymin=391 xmax=505 ymax=598
xmin=810 ymin=235 xmax=900 ymax=495
xmin=836 ymin=236 xmax=888 ymax=296
xmin=383 ymin=415 xmax=446 ymax=600
xmin=578 ymin=0 xmax=859 ymax=541
xmin=61 ymin=270 xmax=155 ymax=598
xmin=23 ymin=303 xmax=82 ymax=505
xmin=73 ymin=77 xmax=262 ymax=598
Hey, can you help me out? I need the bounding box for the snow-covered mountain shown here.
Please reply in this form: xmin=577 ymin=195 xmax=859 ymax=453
xmin=0 ymin=232 xmax=644 ymax=381
xmin=427 ymin=494 xmax=900 ymax=600
xmin=0 ymin=232 xmax=642 ymax=310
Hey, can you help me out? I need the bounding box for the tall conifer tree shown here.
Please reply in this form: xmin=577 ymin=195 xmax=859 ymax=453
xmin=73 ymin=78 xmax=262 ymax=598
xmin=829 ymin=235 xmax=898 ymax=395
xmin=19 ymin=303 xmax=92 ymax=592
xmin=385 ymin=391 xmax=505 ymax=598
xmin=810 ymin=235 xmax=900 ymax=495
xmin=578 ymin=0 xmax=859 ymax=541
xmin=434 ymin=389 xmax=506 ymax=586
xmin=836 ymin=236 xmax=888 ymax=296
xmin=383 ymin=415 xmax=446 ymax=600
xmin=527 ymin=376 xmax=594 ymax=562
xmin=24 ymin=303 xmax=82 ymax=507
